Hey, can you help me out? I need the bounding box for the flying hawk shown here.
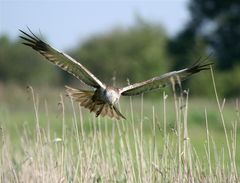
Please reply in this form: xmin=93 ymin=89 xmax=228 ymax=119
xmin=19 ymin=29 xmax=212 ymax=120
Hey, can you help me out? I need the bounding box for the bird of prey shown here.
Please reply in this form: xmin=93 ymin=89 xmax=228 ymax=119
xmin=19 ymin=29 xmax=212 ymax=120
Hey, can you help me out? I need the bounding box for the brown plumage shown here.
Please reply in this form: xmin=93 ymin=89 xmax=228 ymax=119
xmin=19 ymin=28 xmax=213 ymax=120
xmin=65 ymin=86 xmax=124 ymax=120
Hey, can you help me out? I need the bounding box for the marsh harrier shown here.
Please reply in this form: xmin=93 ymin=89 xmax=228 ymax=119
xmin=19 ymin=29 xmax=212 ymax=120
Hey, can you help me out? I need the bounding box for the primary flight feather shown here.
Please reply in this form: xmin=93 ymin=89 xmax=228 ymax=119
xmin=19 ymin=29 xmax=212 ymax=120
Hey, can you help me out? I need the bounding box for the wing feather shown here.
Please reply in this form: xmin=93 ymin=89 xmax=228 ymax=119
xmin=120 ymin=60 xmax=213 ymax=96
xmin=19 ymin=29 xmax=105 ymax=89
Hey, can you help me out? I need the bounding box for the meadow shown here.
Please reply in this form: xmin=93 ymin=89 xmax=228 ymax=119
xmin=0 ymin=73 xmax=239 ymax=182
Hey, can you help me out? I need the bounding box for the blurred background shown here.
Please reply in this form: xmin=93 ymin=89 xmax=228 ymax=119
xmin=1 ymin=1 xmax=240 ymax=169
xmin=0 ymin=0 xmax=240 ymax=98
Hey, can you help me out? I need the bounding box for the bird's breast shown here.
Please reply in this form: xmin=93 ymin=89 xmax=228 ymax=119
xmin=100 ymin=87 xmax=120 ymax=105
xmin=94 ymin=87 xmax=120 ymax=105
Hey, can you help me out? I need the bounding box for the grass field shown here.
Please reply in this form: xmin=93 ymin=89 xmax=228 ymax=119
xmin=0 ymin=78 xmax=239 ymax=182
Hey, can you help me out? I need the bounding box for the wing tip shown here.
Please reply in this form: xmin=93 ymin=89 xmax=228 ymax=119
xmin=188 ymin=54 xmax=214 ymax=74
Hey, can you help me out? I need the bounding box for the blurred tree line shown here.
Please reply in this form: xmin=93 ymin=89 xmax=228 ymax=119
xmin=0 ymin=0 xmax=240 ymax=97
xmin=0 ymin=35 xmax=61 ymax=86
xmin=168 ymin=0 xmax=240 ymax=97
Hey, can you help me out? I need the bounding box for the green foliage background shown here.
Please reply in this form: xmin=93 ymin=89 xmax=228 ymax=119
xmin=71 ymin=20 xmax=169 ymax=86
xmin=0 ymin=1 xmax=240 ymax=178
xmin=1 ymin=0 xmax=240 ymax=97
xmin=0 ymin=36 xmax=61 ymax=86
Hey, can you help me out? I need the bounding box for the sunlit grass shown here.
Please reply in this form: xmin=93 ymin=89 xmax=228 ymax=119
xmin=0 ymin=72 xmax=239 ymax=182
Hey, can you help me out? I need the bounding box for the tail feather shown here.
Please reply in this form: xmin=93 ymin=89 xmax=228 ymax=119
xmin=84 ymin=100 xmax=93 ymax=108
xmin=100 ymin=105 xmax=108 ymax=117
xmin=96 ymin=104 xmax=104 ymax=117
xmin=65 ymin=86 xmax=125 ymax=120
xmin=107 ymin=106 xmax=113 ymax=118
xmin=99 ymin=104 xmax=125 ymax=120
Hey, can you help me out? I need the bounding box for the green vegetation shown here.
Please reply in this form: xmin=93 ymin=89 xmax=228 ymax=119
xmin=1 ymin=15 xmax=240 ymax=97
xmin=168 ymin=0 xmax=240 ymax=70
xmin=71 ymin=19 xmax=169 ymax=86
xmin=0 ymin=82 xmax=239 ymax=182
xmin=167 ymin=0 xmax=240 ymax=97
xmin=0 ymin=0 xmax=239 ymax=181
xmin=0 ymin=36 xmax=61 ymax=86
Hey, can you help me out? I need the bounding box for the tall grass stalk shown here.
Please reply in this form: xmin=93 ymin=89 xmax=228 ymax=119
xmin=211 ymin=67 xmax=238 ymax=181
xmin=0 ymin=73 xmax=239 ymax=182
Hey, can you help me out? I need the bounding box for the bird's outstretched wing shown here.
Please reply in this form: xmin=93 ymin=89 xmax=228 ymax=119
xmin=19 ymin=29 xmax=105 ymax=89
xmin=120 ymin=60 xmax=213 ymax=96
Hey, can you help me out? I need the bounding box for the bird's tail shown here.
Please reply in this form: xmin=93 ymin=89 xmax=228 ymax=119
xmin=65 ymin=86 xmax=125 ymax=120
